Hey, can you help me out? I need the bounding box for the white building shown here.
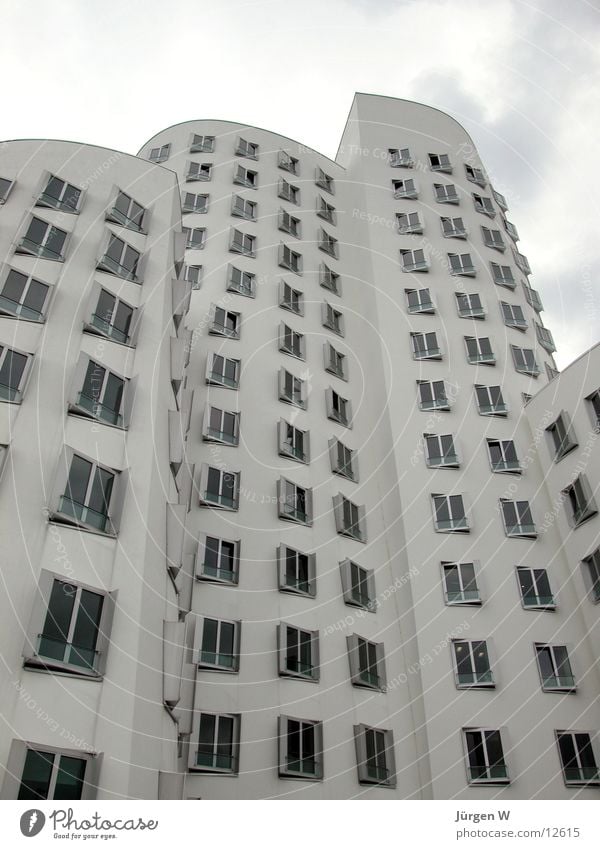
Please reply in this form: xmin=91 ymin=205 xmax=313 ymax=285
xmin=0 ymin=94 xmax=598 ymax=800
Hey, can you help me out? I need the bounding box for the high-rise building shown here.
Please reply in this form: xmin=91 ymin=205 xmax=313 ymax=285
xmin=0 ymin=94 xmax=598 ymax=801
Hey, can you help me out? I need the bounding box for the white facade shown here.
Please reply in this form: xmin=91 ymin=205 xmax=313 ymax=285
xmin=0 ymin=94 xmax=598 ymax=800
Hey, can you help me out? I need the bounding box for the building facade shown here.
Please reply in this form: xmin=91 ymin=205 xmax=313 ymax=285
xmin=0 ymin=94 xmax=598 ymax=800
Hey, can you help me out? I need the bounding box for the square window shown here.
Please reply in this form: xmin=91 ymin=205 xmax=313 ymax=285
xmin=279 ymin=243 xmax=302 ymax=274
xmin=202 ymin=405 xmax=240 ymax=446
xmin=429 ymin=152 xmax=452 ymax=173
xmin=190 ymin=134 xmax=215 ymax=153
xmin=97 ymin=233 xmax=142 ymax=282
xmin=432 ymin=493 xmax=469 ymax=532
xmin=236 ymin=137 xmax=259 ymax=159
xmin=456 ymin=292 xmax=485 ymax=319
xmin=393 ymin=178 xmax=418 ymax=199
xmin=182 ymin=192 xmax=208 ymax=214
xmin=233 ymin=164 xmax=258 ymax=189
xmin=411 ymin=331 xmax=441 ymax=361
xmin=227 ymin=265 xmax=256 ymax=298
xmin=463 ymin=728 xmax=509 ymax=784
xmin=441 ymin=216 xmax=467 ymax=238
xmin=278 ymin=177 xmax=300 ymax=205
xmin=535 ymin=644 xmax=575 ymax=691
xmin=442 ymin=561 xmax=480 ymax=605
xmin=500 ymin=499 xmax=536 ymax=538
xmin=326 ymin=387 xmax=351 ymax=426
xmin=315 ymin=167 xmax=334 ymax=194
xmin=340 ymin=559 xmax=376 ymax=611
xmin=186 ymin=161 xmax=212 ymax=182
xmin=475 ymin=384 xmax=507 ymax=416
xmin=418 ymin=380 xmax=450 ymax=411
xmin=406 ymin=288 xmax=435 ymax=314
xmin=192 ymin=712 xmax=240 ymax=773
xmin=148 ymin=144 xmax=170 ymax=163
xmin=278 ymin=545 xmax=316 ymax=597
xmin=563 ymin=474 xmax=597 ymax=527
xmin=329 ymin=437 xmax=358 ymax=481
xmin=449 ymin=253 xmax=476 ymax=277
xmin=279 ymin=368 xmax=306 ymax=409
xmin=348 ymin=634 xmax=386 ymax=690
xmin=556 ymin=731 xmax=600 ymax=786
xmin=516 ymin=567 xmax=554 ymax=609
xmin=278 ymin=419 xmax=309 ymax=463
xmin=354 ymin=725 xmax=396 ymax=787
xmin=546 ymin=412 xmax=577 ymax=460
xmin=279 ymin=716 xmax=323 ymax=779
xmin=389 ymin=147 xmax=413 ymax=167
xmin=279 ymin=280 xmax=303 ymax=315
xmin=279 ymin=322 xmax=305 ymax=360
xmin=424 ymin=433 xmax=459 ymax=468
xmin=199 ymin=464 xmax=240 ymax=510
xmin=401 ymin=248 xmax=429 ymax=272
xmin=206 ymin=353 xmax=240 ymax=389
xmin=487 ymin=439 xmax=520 ymax=473
xmin=230 ymin=228 xmax=256 ymax=257
xmin=397 ymin=211 xmax=423 ymax=234
xmin=278 ymin=624 xmax=319 ymax=680
xmin=453 ymin=639 xmax=494 ymax=687
xmin=434 ymin=183 xmax=459 ymax=204
xmin=278 ymin=151 xmax=299 ymax=174
xmin=198 ymin=535 xmax=240 ymax=584
xmin=17 ymin=216 xmax=69 ymax=262
xmin=231 ymin=194 xmax=257 ymax=221
xmin=277 ymin=478 xmax=312 ymax=525
xmin=37 ymin=174 xmax=83 ymax=213
xmin=320 ymin=263 xmax=341 ymax=294
xmin=333 ymin=493 xmax=366 ymax=542
xmin=196 ymin=616 xmax=240 ymax=671
xmin=107 ymin=189 xmax=147 ymax=233
xmin=0 ymin=268 xmax=51 ymax=322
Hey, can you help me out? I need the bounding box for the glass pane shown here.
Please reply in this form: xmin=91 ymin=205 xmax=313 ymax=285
xmin=81 ymin=361 xmax=106 ymax=403
xmin=40 ymin=580 xmax=77 ymax=660
xmin=0 ymin=349 xmax=27 ymax=390
xmin=89 ymin=467 xmax=114 ymax=516
xmin=2 ymin=269 xmax=27 ymax=302
xmin=18 ymin=750 xmax=54 ymax=800
xmin=66 ymin=455 xmax=92 ymax=504
xmin=46 ymin=226 xmax=66 ymax=256
xmin=201 ymin=618 xmax=218 ymax=654
xmin=102 ymin=373 xmax=124 ymax=415
xmin=96 ymin=289 xmax=116 ymax=323
xmin=54 ymin=756 xmax=86 ymax=800
xmin=114 ymin=301 xmax=133 ymax=337
xmin=23 ymin=280 xmax=49 ymax=314
xmin=204 ymin=537 xmax=219 ymax=572
xmin=70 ymin=589 xmax=103 ymax=668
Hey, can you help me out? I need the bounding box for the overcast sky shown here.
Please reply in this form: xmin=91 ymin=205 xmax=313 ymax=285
xmin=2 ymin=0 xmax=599 ymax=368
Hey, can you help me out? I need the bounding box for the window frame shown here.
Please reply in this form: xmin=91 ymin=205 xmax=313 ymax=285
xmin=279 ymin=280 xmax=304 ymax=315
xmin=441 ymin=561 xmax=481 ymax=606
xmin=424 ymin=433 xmax=459 ymax=469
xmin=475 ymin=384 xmax=507 ymax=417
xmin=279 ymin=368 xmax=306 ymax=409
xmin=556 ymin=731 xmax=600 ymax=787
xmin=535 ymin=643 xmax=576 ymax=692
xmin=432 ymin=493 xmax=470 ymax=533
xmin=277 ymin=544 xmax=316 ymax=598
xmin=205 ymin=352 xmax=241 ymax=389
xmin=202 ymin=405 xmax=240 ymax=446
xmin=227 ymin=264 xmax=256 ymax=298
xmin=563 ymin=474 xmax=598 ymax=528
xmin=546 ymin=411 xmax=578 ymax=461
xmin=516 ymin=566 xmax=555 ymax=610
xmin=36 ymin=171 xmax=84 ymax=214
xmin=16 ymin=215 xmax=70 ymax=262
xmin=277 ymin=477 xmax=313 ymax=526
xmin=278 ymin=418 xmax=310 ymax=464
xmin=326 ymin=387 xmax=352 ymax=427
xmin=196 ymin=614 xmax=241 ymax=673
xmin=328 ymin=437 xmax=358 ymax=481
xmin=354 ymin=725 xmax=396 ymax=788
xmin=279 ymin=321 xmax=306 ymax=361
xmin=347 ymin=633 xmax=386 ymax=691
xmin=333 ymin=493 xmax=367 ymax=542
xmin=0 ymin=266 xmax=53 ymax=323
xmin=197 ymin=535 xmax=240 ymax=585
xmin=2 ymin=740 xmax=100 ymax=801
xmin=190 ymin=711 xmax=241 ymax=774
xmin=278 ymin=715 xmax=323 ymax=780
xmin=278 ymin=624 xmax=320 ymax=681
xmin=340 ymin=559 xmax=377 ymax=611
xmin=500 ymin=499 xmax=537 ymax=538
xmin=198 ymin=463 xmax=240 ymax=511
xmin=486 ymin=438 xmax=521 ymax=474
xmin=462 ymin=727 xmax=509 ymax=785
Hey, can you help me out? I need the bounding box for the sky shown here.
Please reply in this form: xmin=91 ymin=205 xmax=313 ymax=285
xmin=2 ymin=0 xmax=599 ymax=369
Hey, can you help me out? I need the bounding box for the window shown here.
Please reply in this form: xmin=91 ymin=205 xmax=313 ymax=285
xmin=278 ymin=150 xmax=299 ymax=174
xmin=0 ymin=176 xmax=15 ymax=203
xmin=587 ymin=390 xmax=600 ymax=432
xmin=424 ymin=433 xmax=459 ymax=468
xmin=490 ymin=262 xmax=515 ymax=288
xmin=278 ymin=545 xmax=316 ymax=596
xmin=456 ymin=292 xmax=484 ymax=319
xmin=432 ymin=494 xmax=469 ymax=532
xmin=324 ymin=342 xmax=347 ymax=379
xmin=319 ymin=228 xmax=338 ymax=258
xmin=434 ymin=183 xmax=459 ymax=204
xmin=97 ymin=234 xmax=141 ymax=281
xmin=453 ymin=640 xmax=493 ymax=687
xmin=516 ymin=567 xmax=554 ymax=609
xmin=278 ymin=177 xmax=300 ymax=205
xmin=473 ymin=193 xmax=495 ymax=216
xmin=231 ymin=194 xmax=257 ymax=221
xmin=198 ymin=535 xmax=240 ymax=584
xmin=389 ymin=147 xmax=413 ymax=167
xmin=523 ymin=281 xmax=543 ymax=310
xmin=333 ymin=493 xmax=366 ymax=542
xmin=411 ymin=331 xmax=441 ymax=360
xmin=186 ymin=161 xmax=211 ymax=182
xmin=504 ymin=218 xmax=519 ymax=241
xmin=418 ymin=379 xmax=449 ymax=411
xmin=86 ymin=287 xmax=136 ymax=344
xmin=429 ymin=152 xmax=452 ymax=173
xmin=148 ymin=144 xmax=170 ymax=162
xmin=535 ymin=322 xmax=556 ymax=353
xmin=557 ymin=732 xmax=599 ymax=786
xmin=0 ymin=268 xmax=51 ymax=322
xmin=315 ymin=167 xmax=334 ymax=193
xmin=279 ymin=209 xmax=301 ymax=238
xmin=322 ymin=301 xmax=344 ymax=335
xmin=190 ymin=134 xmax=215 ymax=153
xmin=320 ymin=263 xmax=340 ymax=294
xmin=24 ymin=571 xmax=113 ymax=677
xmin=563 ymin=474 xmax=597 ymax=527
xmin=482 ymin=226 xmax=505 ymax=251
xmin=279 ymin=368 xmax=306 ymax=409
xmin=228 ymin=265 xmax=256 ymax=297
xmin=392 ymin=178 xmax=418 ymax=199
xmin=279 ymin=323 xmax=305 ymax=360
xmin=546 ymin=363 xmax=560 ymax=381
xmin=236 ymin=137 xmax=258 ymax=159
xmin=465 ymin=165 xmax=486 ymax=187
xmin=183 ymin=226 xmax=206 ymax=249
xmin=406 ymin=288 xmax=434 ymax=314
xmin=278 ymin=624 xmax=319 ymax=680
xmin=487 ymin=439 xmax=520 ymax=473
xmin=17 ymin=216 xmax=68 ymax=261
xmin=203 ymin=406 xmax=240 ymax=446
xmin=317 ymin=196 xmax=336 ymax=224
xmin=535 ymin=644 xmax=575 ymax=691
xmin=278 ymin=478 xmax=312 ymax=525
xmin=106 ymin=190 xmax=146 ymax=232
xmin=441 ymin=216 xmax=467 ymax=238
xmin=70 ymin=359 xmax=126 ymax=427
xmin=354 ymin=725 xmax=396 ymax=787
xmin=0 ymin=345 xmax=33 ymax=404
xmin=37 ymin=174 xmax=82 ymax=213
xmin=465 ymin=336 xmax=495 ymax=365
xmin=511 ymin=345 xmax=539 ymax=376
xmin=449 ymin=253 xmax=476 ymax=276
xmin=348 ymin=634 xmax=386 ymax=690
xmin=15 ymin=746 xmax=95 ymax=800
xmin=230 ymin=228 xmax=256 ymax=257
xmin=326 ymin=387 xmax=351 ymax=426
xmin=198 ymin=465 xmax=240 ymax=510
xmin=442 ymin=561 xmax=480 ymax=605
xmin=193 ymin=713 xmax=240 ymax=774
xmin=512 ymin=248 xmax=531 ymax=275
xmin=492 ymin=188 xmax=508 ymax=210
xmin=182 ymin=192 xmax=208 ymax=214
xmin=209 ymin=306 xmax=240 ymax=339
xmin=233 ymin=164 xmax=258 ymax=189
xmin=197 ymin=616 xmax=240 ymax=671
xmin=463 ymin=728 xmax=509 ymax=784
xmin=54 ymin=454 xmax=117 ymax=534
xmin=500 ymin=499 xmax=536 ymax=538
xmin=583 ymin=548 xmax=600 ymax=602
xmin=501 ymin=301 xmax=527 ymax=329
xmin=475 ymin=384 xmax=507 ymax=416
xmin=547 ymin=412 xmax=577 ymax=460
xmin=206 ymin=353 xmax=240 ymax=388
xmin=278 ymin=419 xmax=309 ymax=463
xmin=397 ymin=211 xmax=423 ymax=234
xmin=401 ymin=248 xmax=428 ymax=272
xmin=185 ymin=264 xmax=203 ymax=289
xmin=279 ymin=243 xmax=302 ymax=274
xmin=279 ymin=717 xmax=323 ymax=779
xmin=279 ymin=280 xmax=303 ymax=315
xmin=339 ymin=559 xmax=376 ymax=612
xmin=329 ymin=437 xmax=358 ymax=480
